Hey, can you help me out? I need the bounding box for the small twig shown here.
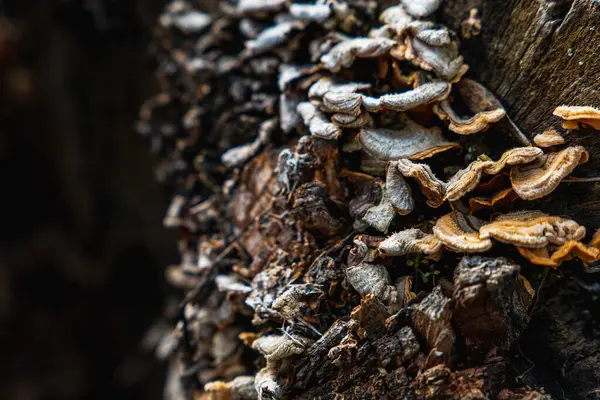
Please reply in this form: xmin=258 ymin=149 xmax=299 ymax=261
xmin=564 ymin=177 xmax=600 ymax=183
xmin=508 ymin=117 xmax=532 ymax=146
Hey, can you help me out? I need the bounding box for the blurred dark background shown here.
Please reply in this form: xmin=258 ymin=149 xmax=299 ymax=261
xmin=0 ymin=0 xmax=178 ymax=398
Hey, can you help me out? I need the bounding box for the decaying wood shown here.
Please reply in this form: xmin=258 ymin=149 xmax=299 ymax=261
xmin=453 ymin=256 xmax=533 ymax=354
xmin=140 ymin=0 xmax=600 ymax=399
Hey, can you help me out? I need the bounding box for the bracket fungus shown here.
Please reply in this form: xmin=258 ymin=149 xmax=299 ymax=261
xmin=360 ymin=81 xmax=451 ymax=112
xmin=517 ymin=240 xmax=600 ymax=268
xmin=141 ymin=0 xmax=598 ymax=398
xmin=401 ymin=0 xmax=441 ymax=18
xmin=297 ymin=102 xmax=342 ymax=139
xmin=378 ymin=228 xmax=443 ymax=257
xmin=433 ymin=212 xmax=492 ymax=253
xmin=320 ymin=37 xmax=397 ymax=72
xmin=479 ymin=211 xmax=586 ymax=248
xmin=510 ymin=145 xmax=588 ymax=200
xmin=385 ymin=163 xmax=414 ymax=215
xmin=553 ymin=105 xmax=600 ymax=130
xmin=533 ymin=129 xmax=565 ymax=148
xmin=358 ymin=118 xmax=459 ymax=161
xmin=434 ymin=79 xmax=506 ymax=134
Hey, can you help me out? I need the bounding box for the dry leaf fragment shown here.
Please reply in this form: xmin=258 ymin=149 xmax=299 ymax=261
xmin=361 ymin=82 xmax=451 ymax=112
xmin=510 ymin=145 xmax=588 ymax=200
xmin=378 ymin=228 xmax=443 ymax=257
xmin=553 ymin=105 xmax=600 ymax=130
xmin=480 ymin=211 xmax=586 ymax=248
xmin=386 ymin=163 xmax=414 ymax=215
xmin=297 ymin=102 xmax=342 ymax=139
xmin=433 ymin=212 xmax=492 ymax=252
xmin=358 ymin=117 xmax=458 ymax=161
xmin=321 ymin=37 xmax=397 ymax=72
xmin=401 ymin=0 xmax=441 ymax=18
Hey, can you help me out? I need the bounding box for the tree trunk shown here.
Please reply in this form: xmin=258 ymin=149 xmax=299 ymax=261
xmin=440 ymin=2 xmax=600 ymax=399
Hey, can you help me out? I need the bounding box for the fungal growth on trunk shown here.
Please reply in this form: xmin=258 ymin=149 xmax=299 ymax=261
xmin=139 ymin=1 xmax=598 ymax=398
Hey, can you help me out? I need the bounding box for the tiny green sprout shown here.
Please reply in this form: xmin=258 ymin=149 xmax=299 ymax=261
xmin=407 ymin=253 xmax=442 ymax=286
xmin=477 ymin=153 xmax=492 ymax=161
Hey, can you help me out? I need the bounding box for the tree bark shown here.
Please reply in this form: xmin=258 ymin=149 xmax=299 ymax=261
xmin=441 ymin=0 xmax=600 ymax=225
xmin=440 ymin=2 xmax=600 ymax=399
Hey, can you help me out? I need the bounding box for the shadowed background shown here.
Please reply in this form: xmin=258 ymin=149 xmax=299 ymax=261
xmin=0 ymin=0 xmax=178 ymax=398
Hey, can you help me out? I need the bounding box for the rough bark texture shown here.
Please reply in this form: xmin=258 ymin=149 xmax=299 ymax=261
xmin=441 ymin=0 xmax=600 ymax=226
xmin=440 ymin=2 xmax=600 ymax=399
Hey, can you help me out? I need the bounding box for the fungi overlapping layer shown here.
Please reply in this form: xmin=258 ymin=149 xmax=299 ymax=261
xmin=139 ymin=1 xmax=598 ymax=398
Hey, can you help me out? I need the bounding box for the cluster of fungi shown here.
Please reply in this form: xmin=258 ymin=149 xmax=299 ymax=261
xmin=139 ymin=0 xmax=600 ymax=399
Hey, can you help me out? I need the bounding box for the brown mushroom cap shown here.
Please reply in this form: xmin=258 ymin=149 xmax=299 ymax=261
xmin=433 ymin=212 xmax=492 ymax=252
xmin=510 ymin=146 xmax=588 ymax=200
xmin=533 ymin=129 xmax=565 ymax=148
xmin=479 ymin=211 xmax=586 ymax=248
